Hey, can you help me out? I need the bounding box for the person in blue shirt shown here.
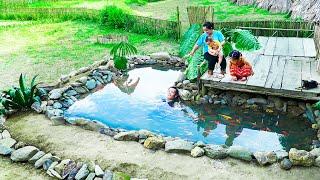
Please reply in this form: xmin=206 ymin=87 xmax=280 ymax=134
xmin=189 ymin=22 xmax=227 ymax=76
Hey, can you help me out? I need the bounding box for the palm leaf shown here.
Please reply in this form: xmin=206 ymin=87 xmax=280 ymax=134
xmin=231 ymin=29 xmax=260 ymax=51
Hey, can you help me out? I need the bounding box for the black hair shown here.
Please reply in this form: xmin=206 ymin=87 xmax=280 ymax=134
xmin=203 ymin=21 xmax=214 ymax=30
xmin=169 ymin=86 xmax=180 ymax=99
xmin=229 ymin=50 xmax=242 ymax=59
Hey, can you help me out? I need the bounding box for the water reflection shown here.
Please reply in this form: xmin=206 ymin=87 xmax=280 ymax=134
xmin=65 ymin=66 xmax=316 ymax=152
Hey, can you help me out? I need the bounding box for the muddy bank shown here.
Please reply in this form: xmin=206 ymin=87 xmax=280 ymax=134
xmin=0 ymin=156 xmax=52 ymax=180
xmin=4 ymin=113 xmax=320 ymax=180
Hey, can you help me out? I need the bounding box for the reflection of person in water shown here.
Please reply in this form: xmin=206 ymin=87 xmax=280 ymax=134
xmin=225 ymin=124 xmax=243 ymax=146
xmin=113 ymin=75 xmax=140 ymax=95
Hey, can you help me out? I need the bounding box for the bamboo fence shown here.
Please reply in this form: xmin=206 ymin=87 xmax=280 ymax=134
xmin=315 ymin=24 xmax=320 ymax=59
xmin=214 ymin=20 xmax=315 ymax=37
xmin=187 ymin=6 xmax=214 ymax=25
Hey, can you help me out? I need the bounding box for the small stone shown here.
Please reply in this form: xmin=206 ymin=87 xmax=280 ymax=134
xmin=43 ymin=159 xmax=53 ymax=170
xmin=0 ymin=137 xmax=16 ymax=148
xmin=204 ymin=145 xmax=228 ymax=159
xmin=280 ymin=158 xmax=293 ymax=170
xmin=69 ymin=162 xmax=83 ymax=179
xmin=54 ymin=159 xmax=71 ymax=175
xmin=53 ymin=102 xmax=63 ymax=109
xmin=138 ymin=129 xmax=154 ymax=138
xmin=0 ymin=144 xmax=13 ymax=155
xmin=61 ymin=98 xmax=74 ymax=108
xmin=48 ymin=161 xmax=59 ymax=171
xmin=86 ymin=173 xmax=96 ymax=180
xmin=78 ymin=76 xmax=88 ymax=84
xmin=51 ymin=155 xmax=61 ymax=162
xmin=47 ymin=169 xmax=63 ymax=179
xmin=35 ymin=153 xmax=52 ymax=169
xmin=312 ymin=124 xmax=319 ymax=129
xmin=182 ymin=80 xmax=190 ymax=85
xmin=31 ymin=102 xmax=42 ymax=113
xmin=289 ymin=148 xmax=315 ymax=166
xmin=194 ymin=141 xmax=206 ymax=147
xmin=1 ymin=130 xmax=11 ymax=139
xmin=49 ymin=89 xmax=62 ymax=100
xmin=46 ymin=109 xmax=64 ymax=119
xmin=178 ymin=89 xmax=192 ymax=101
xmin=86 ymin=79 xmax=97 ymax=90
xmin=29 ymin=151 xmax=45 ymax=164
xmin=10 ymin=146 xmax=39 ymax=162
xmin=227 ymin=146 xmax=252 ymax=161
xmin=165 ymin=139 xmax=193 ymax=154
xmin=50 ymin=116 xmax=66 ymax=126
xmin=191 ymin=146 xmax=205 ymax=157
xmin=143 ymin=136 xmax=165 ymax=150
xmin=150 ymin=52 xmax=171 ymax=61
xmin=60 ymin=75 xmax=70 ymax=83
xmin=14 ymin=141 xmax=27 ymax=149
xmin=275 ymin=151 xmax=288 ymax=160
xmin=103 ymin=170 xmax=113 ymax=180
xmin=114 ymin=131 xmax=139 ymax=141
xmin=62 ymin=161 xmax=77 ymax=179
xmin=247 ymin=98 xmax=267 ymax=105
xmin=74 ymin=86 xmax=89 ymax=94
xmin=95 ymin=165 xmax=104 ymax=177
xmin=75 ymin=164 xmax=90 ymax=180
xmin=253 ymin=151 xmax=277 ymax=166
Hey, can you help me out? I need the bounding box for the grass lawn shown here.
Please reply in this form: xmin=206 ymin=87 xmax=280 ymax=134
xmin=0 ymin=20 xmax=178 ymax=90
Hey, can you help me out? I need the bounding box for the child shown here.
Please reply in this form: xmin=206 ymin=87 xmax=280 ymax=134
xmin=229 ymin=50 xmax=254 ymax=81
xmin=205 ymin=36 xmax=224 ymax=74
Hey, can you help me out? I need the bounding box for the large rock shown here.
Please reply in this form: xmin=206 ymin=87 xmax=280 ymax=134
xmin=253 ymin=151 xmax=277 ymax=165
xmin=62 ymin=161 xmax=77 ymax=179
xmin=275 ymin=150 xmax=288 ymax=160
xmin=86 ymin=173 xmax=96 ymax=180
xmin=1 ymin=130 xmax=11 ymax=139
xmin=86 ymin=79 xmax=97 ymax=90
xmin=75 ymin=164 xmax=90 ymax=180
xmin=49 ymin=89 xmax=63 ymax=100
xmin=54 ymin=159 xmax=71 ymax=175
xmin=35 ymin=153 xmax=52 ymax=169
xmin=103 ymin=170 xmax=113 ymax=180
xmin=310 ymin=148 xmax=320 ymax=158
xmin=114 ymin=131 xmax=139 ymax=141
xmin=43 ymin=159 xmax=53 ymax=170
xmin=29 ymin=151 xmax=45 ymax=164
xmin=31 ymin=102 xmax=42 ymax=113
xmin=150 ymin=52 xmax=171 ymax=61
xmin=178 ymin=89 xmax=192 ymax=101
xmin=289 ymin=148 xmax=315 ymax=166
xmin=227 ymin=146 xmax=252 ymax=161
xmin=0 ymin=144 xmax=13 ymax=155
xmin=165 ymin=139 xmax=193 ymax=153
xmin=191 ymin=146 xmax=205 ymax=157
xmin=10 ymin=146 xmax=39 ymax=162
xmin=204 ymin=145 xmax=228 ymax=159
xmin=0 ymin=137 xmax=16 ymax=148
xmin=143 ymin=136 xmax=165 ymax=150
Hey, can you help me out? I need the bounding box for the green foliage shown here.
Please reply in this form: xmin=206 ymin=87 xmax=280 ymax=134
xmin=0 ymin=74 xmax=40 ymax=113
xmin=184 ymin=50 xmax=207 ymax=81
xmin=313 ymin=101 xmax=320 ymax=110
xmin=111 ymin=41 xmax=138 ymax=70
xmin=125 ymin=0 xmax=163 ymax=5
xmin=179 ymin=24 xmax=201 ymax=57
xmin=221 ymin=28 xmax=261 ymax=57
xmin=100 ymin=5 xmax=135 ymax=29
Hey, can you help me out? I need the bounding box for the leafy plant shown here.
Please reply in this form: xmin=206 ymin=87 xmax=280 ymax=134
xmin=100 ymin=6 xmax=136 ymax=29
xmin=221 ymin=28 xmax=261 ymax=57
xmin=110 ymin=41 xmax=138 ymax=70
xmin=0 ymin=74 xmax=41 ymax=113
xmin=179 ymin=24 xmax=201 ymax=57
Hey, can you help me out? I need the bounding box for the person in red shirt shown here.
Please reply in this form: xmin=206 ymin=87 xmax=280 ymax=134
xmin=229 ymin=50 xmax=254 ymax=81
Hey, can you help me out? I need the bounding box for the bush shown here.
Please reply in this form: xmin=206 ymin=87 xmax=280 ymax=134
xmin=100 ymin=6 xmax=135 ymax=29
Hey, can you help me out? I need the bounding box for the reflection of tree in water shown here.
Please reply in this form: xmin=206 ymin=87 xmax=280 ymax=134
xmin=186 ymin=103 xmax=316 ymax=151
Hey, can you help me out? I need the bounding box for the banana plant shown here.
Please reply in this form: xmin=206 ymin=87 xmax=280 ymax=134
xmin=0 ymin=74 xmax=41 ymax=113
xmin=110 ymin=41 xmax=138 ymax=70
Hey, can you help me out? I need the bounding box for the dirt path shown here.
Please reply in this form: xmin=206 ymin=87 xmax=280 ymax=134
xmin=4 ymin=112 xmax=320 ymax=180
xmin=0 ymin=156 xmax=52 ymax=180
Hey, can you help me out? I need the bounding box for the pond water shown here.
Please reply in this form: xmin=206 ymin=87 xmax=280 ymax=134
xmin=65 ymin=66 xmax=316 ymax=152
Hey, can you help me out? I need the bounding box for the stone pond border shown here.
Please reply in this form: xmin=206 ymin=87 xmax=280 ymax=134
xmin=1 ymin=52 xmax=320 ymax=179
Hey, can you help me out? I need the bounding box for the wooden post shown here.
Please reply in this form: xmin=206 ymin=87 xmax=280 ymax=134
xmin=176 ymin=6 xmax=181 ymax=40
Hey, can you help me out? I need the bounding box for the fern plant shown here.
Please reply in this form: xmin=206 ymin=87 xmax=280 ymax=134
xmin=110 ymin=41 xmax=138 ymax=70
xmin=0 ymin=74 xmax=40 ymax=113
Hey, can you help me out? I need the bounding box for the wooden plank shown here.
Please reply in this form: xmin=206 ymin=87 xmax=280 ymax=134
xmin=257 ymin=36 xmax=269 ymax=54
xmin=274 ymin=37 xmax=289 ymax=56
xmin=264 ymin=37 xmax=277 ymax=56
xmin=281 ymin=58 xmax=302 ymax=91
xmin=246 ymin=55 xmax=273 ymax=87
xmin=303 ymin=38 xmax=317 ymax=57
xmin=265 ymin=56 xmax=280 ymax=88
xmin=271 ymin=56 xmax=287 ymax=89
xmin=288 ymin=37 xmax=305 ymax=57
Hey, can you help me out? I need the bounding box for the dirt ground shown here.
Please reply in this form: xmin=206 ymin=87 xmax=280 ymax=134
xmin=4 ymin=112 xmax=320 ymax=180
xmin=0 ymin=156 xmax=52 ymax=180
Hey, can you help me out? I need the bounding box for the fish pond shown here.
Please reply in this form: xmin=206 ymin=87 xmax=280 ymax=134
xmin=65 ymin=66 xmax=316 ymax=152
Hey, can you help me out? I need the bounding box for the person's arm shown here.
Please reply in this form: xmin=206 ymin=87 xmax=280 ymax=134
xmin=189 ymin=34 xmax=204 ymax=56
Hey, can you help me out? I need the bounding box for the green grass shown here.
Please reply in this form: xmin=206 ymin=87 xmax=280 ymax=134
xmin=0 ymin=20 xmax=178 ymax=89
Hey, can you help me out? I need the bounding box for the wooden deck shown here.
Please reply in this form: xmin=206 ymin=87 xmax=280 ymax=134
xmin=201 ymin=36 xmax=320 ymax=100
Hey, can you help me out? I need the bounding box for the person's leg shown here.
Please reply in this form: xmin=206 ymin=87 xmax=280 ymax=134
xmin=220 ymin=56 xmax=227 ymax=74
xmin=204 ymin=52 xmax=217 ymax=75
